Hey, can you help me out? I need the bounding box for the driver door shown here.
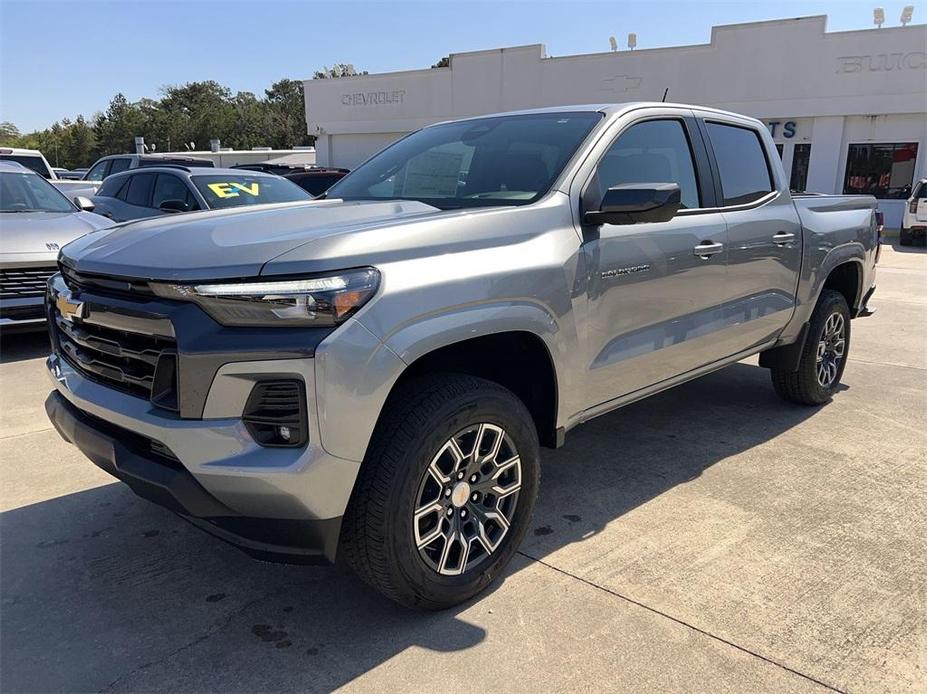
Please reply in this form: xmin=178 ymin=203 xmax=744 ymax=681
xmin=581 ymin=115 xmax=733 ymax=407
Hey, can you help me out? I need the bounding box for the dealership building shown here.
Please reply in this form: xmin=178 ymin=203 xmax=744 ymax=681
xmin=303 ymin=15 xmax=927 ymax=227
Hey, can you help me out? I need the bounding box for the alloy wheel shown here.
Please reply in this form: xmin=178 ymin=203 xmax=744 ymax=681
xmin=413 ymin=423 xmax=522 ymax=576
xmin=816 ymin=311 xmax=846 ymax=387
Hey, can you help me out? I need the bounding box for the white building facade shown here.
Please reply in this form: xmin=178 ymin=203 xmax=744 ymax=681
xmin=303 ymin=16 xmax=927 ymax=227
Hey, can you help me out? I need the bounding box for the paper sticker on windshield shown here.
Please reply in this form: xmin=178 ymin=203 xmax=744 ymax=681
xmin=402 ymin=150 xmax=464 ymax=197
xmin=207 ymin=182 xmax=260 ymax=199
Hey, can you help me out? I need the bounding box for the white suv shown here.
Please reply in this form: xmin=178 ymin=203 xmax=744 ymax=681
xmin=901 ymin=178 xmax=927 ymax=246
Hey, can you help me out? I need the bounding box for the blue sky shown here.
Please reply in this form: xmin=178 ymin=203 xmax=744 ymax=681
xmin=0 ymin=0 xmax=911 ymax=132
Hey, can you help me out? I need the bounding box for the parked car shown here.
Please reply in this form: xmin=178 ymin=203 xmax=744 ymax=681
xmin=900 ymin=178 xmax=927 ymax=246
xmin=89 ymin=166 xmax=313 ymax=221
xmin=44 ymin=103 xmax=879 ymax=609
xmin=81 ymin=153 xmax=216 ymax=183
xmin=233 ymin=164 xmax=349 ymax=197
xmin=57 ymin=168 xmax=88 ymax=180
xmin=285 ymin=168 xmax=349 ymax=197
xmin=0 ymin=147 xmax=95 ymax=198
xmin=0 ymin=162 xmax=110 ymax=332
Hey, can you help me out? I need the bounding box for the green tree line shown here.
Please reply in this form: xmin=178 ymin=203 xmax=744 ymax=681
xmin=0 ymin=78 xmax=313 ymax=170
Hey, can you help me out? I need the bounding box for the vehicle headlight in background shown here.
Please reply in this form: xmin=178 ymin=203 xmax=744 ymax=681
xmin=151 ymin=268 xmax=379 ymax=327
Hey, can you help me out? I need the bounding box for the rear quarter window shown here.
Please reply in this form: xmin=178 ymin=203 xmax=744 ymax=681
xmin=706 ymin=122 xmax=774 ymax=206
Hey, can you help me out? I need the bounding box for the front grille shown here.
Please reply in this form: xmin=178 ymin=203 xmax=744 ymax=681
xmin=0 ymin=304 xmax=45 ymax=320
xmin=52 ymin=308 xmax=178 ymax=408
xmin=1 ymin=266 xmax=58 ymax=299
xmin=60 ymin=265 xmax=154 ymax=296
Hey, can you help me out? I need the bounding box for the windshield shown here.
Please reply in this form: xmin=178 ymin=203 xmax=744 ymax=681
xmin=192 ymin=174 xmax=312 ymax=209
xmin=325 ymin=112 xmax=602 ymax=210
xmin=0 ymin=171 xmax=75 ymax=213
xmin=0 ymin=154 xmax=52 ymax=178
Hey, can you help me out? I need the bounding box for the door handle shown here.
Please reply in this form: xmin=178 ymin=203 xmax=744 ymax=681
xmin=693 ymin=241 xmax=724 ymax=259
xmin=772 ymin=231 xmax=796 ymax=246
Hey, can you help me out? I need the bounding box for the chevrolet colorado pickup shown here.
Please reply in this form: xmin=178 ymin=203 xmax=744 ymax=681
xmin=44 ymin=103 xmax=878 ymax=609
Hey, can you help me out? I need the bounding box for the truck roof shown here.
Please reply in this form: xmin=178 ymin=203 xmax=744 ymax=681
xmin=428 ymin=101 xmax=760 ymax=126
xmin=0 ymin=147 xmax=44 ymax=156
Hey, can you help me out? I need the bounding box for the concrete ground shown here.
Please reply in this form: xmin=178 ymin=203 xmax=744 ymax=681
xmin=1 ymin=244 xmax=925 ymax=693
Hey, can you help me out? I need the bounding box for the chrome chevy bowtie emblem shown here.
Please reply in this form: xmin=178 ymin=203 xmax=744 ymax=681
xmin=45 ymin=242 xmax=60 ymax=251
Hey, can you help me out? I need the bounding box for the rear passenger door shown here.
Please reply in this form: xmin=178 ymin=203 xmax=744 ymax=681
xmin=698 ymin=117 xmax=803 ymax=351
xmin=580 ymin=112 xmax=733 ymax=406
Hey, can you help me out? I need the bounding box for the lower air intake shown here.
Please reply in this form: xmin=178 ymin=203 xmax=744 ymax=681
xmin=242 ymin=380 xmax=308 ymax=448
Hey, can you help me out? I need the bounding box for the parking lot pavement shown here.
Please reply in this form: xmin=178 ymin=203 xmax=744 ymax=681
xmin=1 ymin=244 xmax=924 ymax=694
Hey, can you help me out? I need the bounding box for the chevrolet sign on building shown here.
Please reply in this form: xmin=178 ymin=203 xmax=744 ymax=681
xmin=303 ymin=15 xmax=926 ymax=228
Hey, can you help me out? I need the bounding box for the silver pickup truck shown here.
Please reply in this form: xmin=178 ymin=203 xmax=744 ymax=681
xmin=44 ymin=103 xmax=878 ymax=609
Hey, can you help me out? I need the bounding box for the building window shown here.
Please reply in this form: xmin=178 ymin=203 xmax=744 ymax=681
xmin=843 ymin=143 xmax=919 ymax=199
xmin=790 ymin=144 xmax=811 ymax=192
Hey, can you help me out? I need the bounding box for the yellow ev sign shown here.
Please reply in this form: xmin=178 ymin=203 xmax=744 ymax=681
xmin=207 ymin=182 xmax=261 ymax=199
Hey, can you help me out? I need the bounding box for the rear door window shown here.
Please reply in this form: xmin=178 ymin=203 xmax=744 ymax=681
xmin=108 ymin=158 xmax=132 ymax=176
xmin=122 ymin=173 xmax=155 ymax=207
xmin=705 ymin=122 xmax=774 ymax=206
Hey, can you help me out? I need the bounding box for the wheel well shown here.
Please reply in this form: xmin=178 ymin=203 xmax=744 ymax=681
xmin=822 ymin=262 xmax=861 ymax=313
xmin=395 ymin=332 xmax=559 ymax=448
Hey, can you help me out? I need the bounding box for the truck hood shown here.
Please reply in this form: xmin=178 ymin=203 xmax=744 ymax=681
xmin=59 ymin=199 xmax=449 ymax=280
xmin=0 ymin=211 xmax=112 ymax=260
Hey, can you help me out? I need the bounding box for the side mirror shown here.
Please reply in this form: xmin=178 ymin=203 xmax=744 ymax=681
xmin=584 ymin=183 xmax=681 ymax=226
xmin=159 ymin=199 xmax=189 ymax=214
xmin=73 ymin=196 xmax=95 ymax=213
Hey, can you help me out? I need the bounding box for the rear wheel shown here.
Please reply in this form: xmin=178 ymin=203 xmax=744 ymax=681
xmin=899 ymin=228 xmax=912 ymax=246
xmin=771 ymin=289 xmax=851 ymax=405
xmin=339 ymin=373 xmax=540 ymax=610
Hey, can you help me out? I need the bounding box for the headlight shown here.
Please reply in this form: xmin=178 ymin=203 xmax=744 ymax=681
xmin=151 ymin=268 xmax=379 ymax=327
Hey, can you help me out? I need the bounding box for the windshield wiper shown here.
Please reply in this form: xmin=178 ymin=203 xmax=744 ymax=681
xmin=0 ymin=209 xmax=46 ymax=213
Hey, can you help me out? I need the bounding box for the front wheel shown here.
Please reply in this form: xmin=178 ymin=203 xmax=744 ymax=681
xmin=771 ymin=289 xmax=851 ymax=405
xmin=339 ymin=373 xmax=540 ymax=610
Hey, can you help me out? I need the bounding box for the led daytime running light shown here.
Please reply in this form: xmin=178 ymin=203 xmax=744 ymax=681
xmin=188 ymin=276 xmax=349 ymax=297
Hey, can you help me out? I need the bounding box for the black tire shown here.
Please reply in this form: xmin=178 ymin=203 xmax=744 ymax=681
xmin=339 ymin=373 xmax=540 ymax=610
xmin=899 ymin=229 xmax=912 ymax=246
xmin=771 ymin=289 xmax=851 ymax=405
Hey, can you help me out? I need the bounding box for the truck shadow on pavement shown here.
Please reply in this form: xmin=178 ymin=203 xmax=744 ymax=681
xmin=0 ymin=361 xmax=823 ymax=692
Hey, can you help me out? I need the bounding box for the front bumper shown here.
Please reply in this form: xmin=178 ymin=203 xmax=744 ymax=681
xmin=46 ymin=352 xmax=361 ymax=563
